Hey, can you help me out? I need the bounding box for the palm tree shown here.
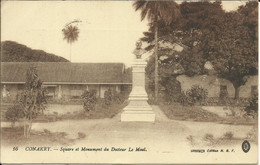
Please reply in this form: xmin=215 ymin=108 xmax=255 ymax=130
xmin=62 ymin=25 xmax=79 ymax=61
xmin=133 ymin=0 xmax=180 ymax=102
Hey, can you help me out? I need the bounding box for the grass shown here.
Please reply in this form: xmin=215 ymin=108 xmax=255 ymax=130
xmin=159 ymin=102 xmax=258 ymax=125
xmin=58 ymin=102 xmax=127 ymax=120
xmin=1 ymin=127 xmax=74 ymax=147
xmin=160 ymin=103 xmax=224 ymax=122
xmin=1 ymin=102 xmax=126 ymax=123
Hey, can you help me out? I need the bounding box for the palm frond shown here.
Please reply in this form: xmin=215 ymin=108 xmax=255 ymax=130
xmin=62 ymin=25 xmax=80 ymax=44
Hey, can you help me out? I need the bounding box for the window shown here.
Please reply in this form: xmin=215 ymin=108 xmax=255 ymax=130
xmin=220 ymin=85 xmax=228 ymax=98
xmin=251 ymin=85 xmax=258 ymax=97
xmin=46 ymin=86 xmax=56 ymax=98
xmin=17 ymin=84 xmax=24 ymax=90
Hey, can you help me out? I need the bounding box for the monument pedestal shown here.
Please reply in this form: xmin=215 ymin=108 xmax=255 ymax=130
xmin=121 ymin=59 xmax=155 ymax=122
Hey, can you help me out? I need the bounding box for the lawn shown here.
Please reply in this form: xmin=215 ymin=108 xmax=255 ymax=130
xmin=58 ymin=102 xmax=127 ymax=120
xmin=159 ymin=103 xmax=258 ymax=125
xmin=1 ymin=101 xmax=127 ymax=123
xmin=159 ymin=103 xmax=224 ymax=122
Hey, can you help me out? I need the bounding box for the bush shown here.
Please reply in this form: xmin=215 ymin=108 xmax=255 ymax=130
xmin=104 ymin=89 xmax=112 ymax=106
xmin=104 ymin=89 xmax=126 ymax=106
xmin=162 ymin=77 xmax=182 ymax=103
xmin=78 ymin=132 xmax=86 ymax=139
xmin=223 ymin=131 xmax=234 ymax=140
xmin=5 ymin=104 xmax=24 ymax=127
xmin=244 ymin=94 xmax=258 ymax=116
xmin=112 ymin=89 xmax=128 ymax=104
xmin=82 ymin=90 xmax=97 ymax=112
xmin=201 ymin=97 xmax=249 ymax=106
xmin=223 ymin=131 xmax=234 ymax=139
xmin=186 ymin=85 xmax=208 ymax=105
xmin=178 ymin=92 xmax=194 ymax=106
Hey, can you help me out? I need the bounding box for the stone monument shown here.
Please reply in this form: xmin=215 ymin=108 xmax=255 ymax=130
xmin=121 ymin=41 xmax=155 ymax=122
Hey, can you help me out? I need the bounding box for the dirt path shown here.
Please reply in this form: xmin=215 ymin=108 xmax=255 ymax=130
xmin=2 ymin=105 xmax=257 ymax=164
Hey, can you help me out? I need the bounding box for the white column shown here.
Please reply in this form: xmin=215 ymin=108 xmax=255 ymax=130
xmin=121 ymin=59 xmax=155 ymax=122
xmin=2 ymin=85 xmax=7 ymax=98
xmin=116 ymin=85 xmax=120 ymax=92
xmin=58 ymin=85 xmax=62 ymax=99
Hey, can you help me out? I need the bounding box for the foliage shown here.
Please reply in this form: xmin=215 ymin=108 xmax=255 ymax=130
xmin=111 ymin=89 xmax=127 ymax=104
xmin=159 ymin=103 xmax=222 ymax=122
xmin=141 ymin=1 xmax=225 ymax=75
xmin=133 ymin=0 xmax=180 ymax=102
xmin=201 ymin=97 xmax=249 ymax=107
xmin=78 ymin=132 xmax=86 ymax=139
xmin=245 ymin=94 xmax=258 ymax=116
xmin=186 ymin=85 xmax=208 ymax=105
xmin=161 ymin=76 xmax=182 ymax=103
xmin=81 ymin=90 xmax=97 ymax=112
xmin=104 ymin=89 xmax=112 ymax=106
xmin=223 ymin=132 xmax=234 ymax=140
xmin=141 ymin=1 xmax=258 ymax=100
xmin=145 ymin=54 xmax=184 ymax=103
xmin=208 ymin=10 xmax=258 ymax=99
xmin=104 ymin=89 xmax=126 ymax=107
xmin=14 ymin=66 xmax=48 ymax=137
xmin=5 ymin=104 xmax=24 ymax=127
xmin=62 ymin=25 xmax=80 ymax=61
xmin=1 ymin=41 xmax=69 ymax=62
xmin=62 ymin=25 xmax=80 ymax=44
xmin=60 ymin=100 xmax=127 ymax=120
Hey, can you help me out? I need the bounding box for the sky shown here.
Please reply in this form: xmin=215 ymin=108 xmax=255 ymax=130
xmin=1 ymin=1 xmax=246 ymax=66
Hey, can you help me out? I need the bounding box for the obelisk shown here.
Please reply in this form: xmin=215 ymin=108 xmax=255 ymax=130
xmin=121 ymin=41 xmax=155 ymax=122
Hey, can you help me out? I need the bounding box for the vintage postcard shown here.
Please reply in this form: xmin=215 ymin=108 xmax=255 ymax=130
xmin=0 ymin=0 xmax=258 ymax=164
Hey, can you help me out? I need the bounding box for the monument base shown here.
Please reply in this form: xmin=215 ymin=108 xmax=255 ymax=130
xmin=120 ymin=100 xmax=155 ymax=122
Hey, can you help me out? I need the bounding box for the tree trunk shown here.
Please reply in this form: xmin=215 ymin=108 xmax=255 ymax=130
xmin=70 ymin=43 xmax=72 ymax=62
xmin=23 ymin=118 xmax=26 ymax=137
xmin=234 ymin=86 xmax=240 ymax=100
xmin=154 ymin=21 xmax=159 ymax=103
xmin=24 ymin=119 xmax=29 ymax=138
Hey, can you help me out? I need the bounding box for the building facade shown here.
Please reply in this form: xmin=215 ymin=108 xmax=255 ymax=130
xmin=177 ymin=75 xmax=258 ymax=98
xmin=1 ymin=62 xmax=132 ymax=100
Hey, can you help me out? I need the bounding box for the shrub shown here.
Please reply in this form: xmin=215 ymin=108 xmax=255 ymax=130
xmin=223 ymin=131 xmax=234 ymax=139
xmin=162 ymin=77 xmax=182 ymax=103
xmin=186 ymin=85 xmax=208 ymax=105
xmin=5 ymin=104 xmax=24 ymax=127
xmin=82 ymin=90 xmax=97 ymax=112
xmin=203 ymin=133 xmax=215 ymax=145
xmin=111 ymin=89 xmax=125 ymax=104
xmin=178 ymin=92 xmax=194 ymax=106
xmin=104 ymin=89 xmax=112 ymax=106
xmin=244 ymin=94 xmax=258 ymax=116
xmin=201 ymin=97 xmax=249 ymax=106
xmin=186 ymin=135 xmax=196 ymax=146
xmin=103 ymin=89 xmax=126 ymax=106
xmin=78 ymin=132 xmax=86 ymax=139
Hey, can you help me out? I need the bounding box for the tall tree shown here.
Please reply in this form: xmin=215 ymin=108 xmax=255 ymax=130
xmin=18 ymin=66 xmax=47 ymax=137
xmin=133 ymin=0 xmax=180 ymax=102
xmin=62 ymin=25 xmax=79 ymax=61
xmin=141 ymin=1 xmax=225 ymax=75
xmin=209 ymin=10 xmax=258 ymax=99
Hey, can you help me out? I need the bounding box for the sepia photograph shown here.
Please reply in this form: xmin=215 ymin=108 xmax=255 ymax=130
xmin=0 ymin=0 xmax=258 ymax=164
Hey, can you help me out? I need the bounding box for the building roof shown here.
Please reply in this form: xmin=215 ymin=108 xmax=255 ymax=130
xmin=1 ymin=62 xmax=132 ymax=84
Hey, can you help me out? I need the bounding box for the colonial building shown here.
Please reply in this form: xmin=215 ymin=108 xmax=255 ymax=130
xmin=1 ymin=62 xmax=132 ymax=100
xmin=177 ymin=75 xmax=258 ymax=98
